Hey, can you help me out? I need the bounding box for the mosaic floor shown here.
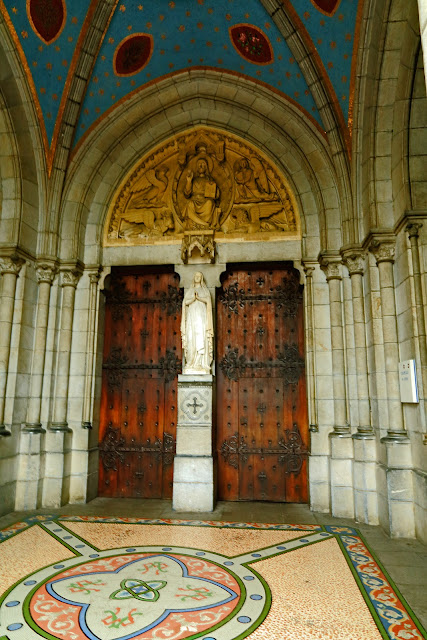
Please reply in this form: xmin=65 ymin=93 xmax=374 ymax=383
xmin=0 ymin=516 xmax=425 ymax=640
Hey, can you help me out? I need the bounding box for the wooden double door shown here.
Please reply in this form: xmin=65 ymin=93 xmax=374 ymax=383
xmin=216 ymin=264 xmax=308 ymax=502
xmin=99 ymin=263 xmax=308 ymax=502
xmin=98 ymin=267 xmax=182 ymax=499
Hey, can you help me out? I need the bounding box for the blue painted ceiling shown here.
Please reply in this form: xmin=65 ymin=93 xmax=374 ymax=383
xmin=0 ymin=0 xmax=361 ymax=167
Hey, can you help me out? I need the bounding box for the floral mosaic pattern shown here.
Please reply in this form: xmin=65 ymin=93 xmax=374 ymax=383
xmin=0 ymin=516 xmax=425 ymax=640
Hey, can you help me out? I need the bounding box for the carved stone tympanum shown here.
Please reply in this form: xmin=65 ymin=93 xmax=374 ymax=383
xmin=104 ymin=128 xmax=298 ymax=247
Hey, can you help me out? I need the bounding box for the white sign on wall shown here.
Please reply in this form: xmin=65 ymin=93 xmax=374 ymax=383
xmin=399 ymin=359 xmax=419 ymax=403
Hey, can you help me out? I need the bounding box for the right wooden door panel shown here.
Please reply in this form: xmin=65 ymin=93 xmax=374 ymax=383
xmin=216 ymin=264 xmax=309 ymax=502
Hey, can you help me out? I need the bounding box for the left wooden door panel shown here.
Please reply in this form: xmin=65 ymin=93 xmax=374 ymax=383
xmin=98 ymin=268 xmax=182 ymax=498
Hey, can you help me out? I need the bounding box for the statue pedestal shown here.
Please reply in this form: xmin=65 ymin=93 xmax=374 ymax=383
xmin=172 ymin=373 xmax=215 ymax=512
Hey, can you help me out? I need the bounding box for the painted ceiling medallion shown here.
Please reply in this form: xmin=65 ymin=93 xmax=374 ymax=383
xmin=310 ymin=0 xmax=341 ymax=16
xmin=27 ymin=0 xmax=66 ymax=45
xmin=229 ymin=24 xmax=273 ymax=65
xmin=114 ymin=33 xmax=153 ymax=77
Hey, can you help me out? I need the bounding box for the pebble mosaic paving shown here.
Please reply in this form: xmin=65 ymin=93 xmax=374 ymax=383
xmin=0 ymin=516 xmax=425 ymax=640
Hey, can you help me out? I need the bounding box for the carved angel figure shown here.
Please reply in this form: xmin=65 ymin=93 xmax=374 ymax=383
xmin=181 ymin=272 xmax=214 ymax=374
xmin=233 ymin=157 xmax=277 ymax=203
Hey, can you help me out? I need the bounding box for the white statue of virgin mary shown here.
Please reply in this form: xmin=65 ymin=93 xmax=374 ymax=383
xmin=181 ymin=272 xmax=214 ymax=374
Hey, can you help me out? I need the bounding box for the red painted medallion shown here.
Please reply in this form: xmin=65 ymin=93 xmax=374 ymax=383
xmin=114 ymin=33 xmax=153 ymax=77
xmin=229 ymin=24 xmax=273 ymax=65
xmin=310 ymin=0 xmax=341 ymax=16
xmin=27 ymin=0 xmax=66 ymax=44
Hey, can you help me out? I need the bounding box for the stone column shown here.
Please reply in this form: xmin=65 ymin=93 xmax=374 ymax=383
xmin=342 ymin=250 xmax=372 ymax=436
xmin=369 ymin=238 xmax=407 ymax=441
xmin=173 ymin=374 xmax=215 ymax=511
xmin=320 ymin=253 xmax=354 ymax=519
xmin=406 ymin=223 xmax=427 ymax=437
xmin=82 ymin=269 xmax=102 ymax=429
xmin=342 ymin=249 xmax=378 ymax=524
xmin=0 ymin=254 xmax=24 ymax=436
xmin=319 ymin=255 xmax=349 ymax=434
xmin=51 ymin=267 xmax=82 ymax=432
xmin=24 ymin=262 xmax=57 ymax=433
xmin=302 ymin=263 xmax=318 ymax=433
xmin=369 ymin=236 xmax=414 ymax=537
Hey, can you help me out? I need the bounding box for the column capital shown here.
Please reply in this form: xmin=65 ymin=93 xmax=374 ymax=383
xmin=318 ymin=253 xmax=342 ymax=280
xmin=302 ymin=261 xmax=316 ymax=277
xmin=59 ymin=266 xmax=83 ymax=288
xmin=368 ymin=236 xmax=396 ymax=264
xmin=88 ymin=267 xmax=103 ymax=285
xmin=36 ymin=261 xmax=58 ymax=284
xmin=405 ymin=222 xmax=423 ymax=239
xmin=341 ymin=248 xmax=365 ymax=276
xmin=0 ymin=254 xmax=25 ymax=276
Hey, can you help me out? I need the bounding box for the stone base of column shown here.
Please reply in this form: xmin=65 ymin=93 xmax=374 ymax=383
xmin=378 ymin=438 xmax=415 ymax=538
xmin=308 ymin=454 xmax=330 ymax=512
xmin=381 ymin=429 xmax=410 ymax=443
xmin=173 ymin=456 xmax=215 ymax=512
xmin=330 ymin=431 xmax=355 ymax=519
xmin=15 ymin=431 xmax=43 ymax=510
xmin=23 ymin=422 xmax=46 ymax=434
xmin=0 ymin=424 xmax=11 ymax=437
xmin=50 ymin=422 xmax=72 ymax=433
xmin=41 ymin=431 xmax=69 ymax=508
xmin=172 ymin=374 xmax=215 ymax=512
xmin=81 ymin=421 xmax=92 ymax=429
xmin=353 ymin=437 xmax=378 ymax=525
xmin=352 ymin=426 xmax=375 ymax=440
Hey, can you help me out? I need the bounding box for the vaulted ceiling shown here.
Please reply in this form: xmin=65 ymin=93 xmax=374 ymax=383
xmin=0 ymin=0 xmax=362 ymax=171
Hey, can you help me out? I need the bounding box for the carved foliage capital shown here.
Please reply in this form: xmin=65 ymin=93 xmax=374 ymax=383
xmin=369 ymin=239 xmax=395 ymax=264
xmin=342 ymin=251 xmax=365 ymax=276
xmin=406 ymin=222 xmax=423 ymax=239
xmin=319 ymin=258 xmax=342 ymax=281
xmin=0 ymin=255 xmax=25 ymax=276
xmin=59 ymin=269 xmax=82 ymax=288
xmin=88 ymin=268 xmax=103 ymax=286
xmin=36 ymin=262 xmax=57 ymax=284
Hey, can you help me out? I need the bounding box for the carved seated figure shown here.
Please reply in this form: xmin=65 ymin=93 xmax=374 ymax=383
xmin=183 ymin=158 xmax=220 ymax=230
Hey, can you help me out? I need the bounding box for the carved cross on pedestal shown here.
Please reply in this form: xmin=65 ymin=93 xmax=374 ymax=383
xmin=188 ymin=396 xmax=202 ymax=415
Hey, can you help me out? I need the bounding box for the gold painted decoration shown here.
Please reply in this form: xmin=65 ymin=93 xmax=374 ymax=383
xmin=105 ymin=129 xmax=299 ymax=247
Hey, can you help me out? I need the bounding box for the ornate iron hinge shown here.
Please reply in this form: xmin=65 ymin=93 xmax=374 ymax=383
xmin=219 ymin=345 xmax=304 ymax=382
xmin=221 ymin=423 xmax=308 ymax=474
xmin=219 ymin=278 xmax=302 ymax=317
xmin=107 ymin=282 xmax=183 ymax=318
xmin=99 ymin=425 xmax=176 ymax=472
xmin=103 ymin=348 xmax=181 ymax=388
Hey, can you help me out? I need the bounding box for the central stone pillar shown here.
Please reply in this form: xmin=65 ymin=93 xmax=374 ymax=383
xmin=172 ymin=373 xmax=215 ymax=511
xmin=172 ymin=264 xmax=224 ymax=512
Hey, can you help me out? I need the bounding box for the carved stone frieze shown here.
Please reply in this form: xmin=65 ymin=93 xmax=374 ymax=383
xmin=104 ymin=128 xmax=299 ymax=248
